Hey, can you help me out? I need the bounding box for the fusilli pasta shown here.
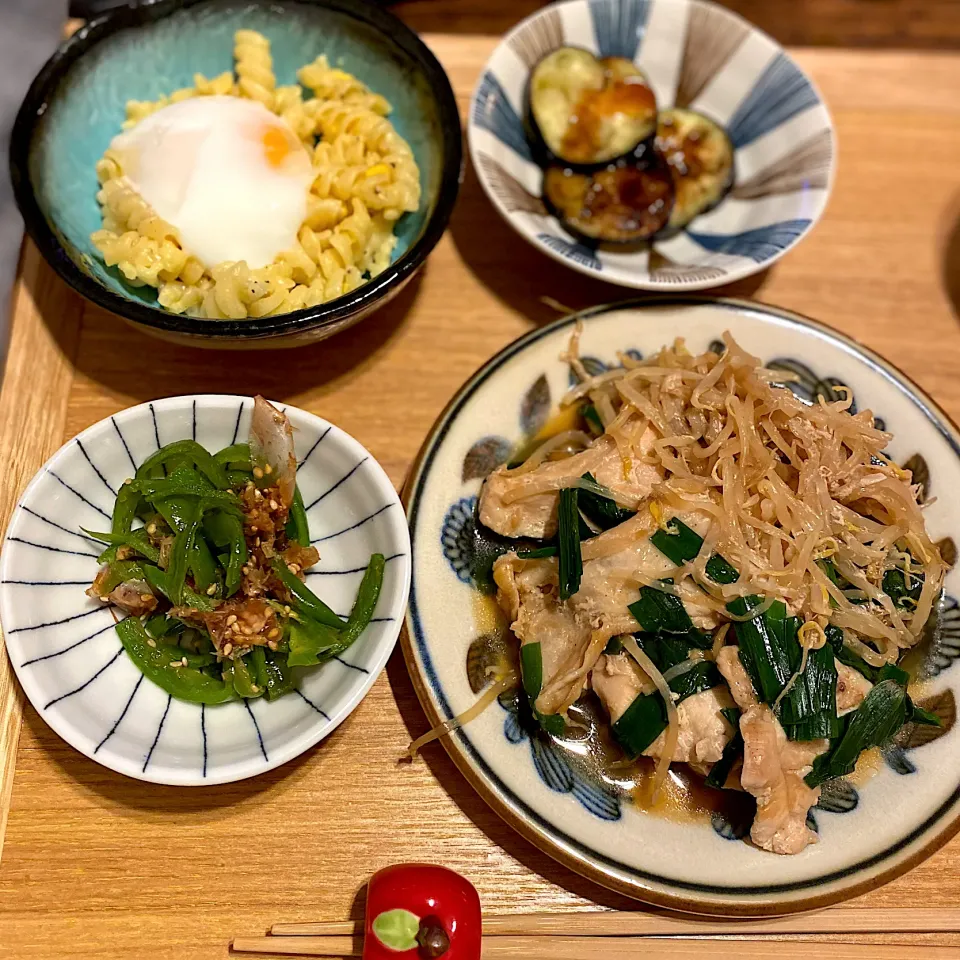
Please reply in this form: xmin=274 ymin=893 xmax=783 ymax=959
xmin=91 ymin=29 xmax=421 ymax=319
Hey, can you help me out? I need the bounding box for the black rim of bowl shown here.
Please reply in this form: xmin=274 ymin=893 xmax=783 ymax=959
xmin=9 ymin=0 xmax=463 ymax=340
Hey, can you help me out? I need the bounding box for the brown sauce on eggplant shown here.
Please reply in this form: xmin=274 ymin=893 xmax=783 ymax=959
xmin=657 ymin=114 xmax=707 ymax=179
xmin=544 ymin=163 xmax=674 ymax=242
xmin=560 ymin=74 xmax=657 ymax=165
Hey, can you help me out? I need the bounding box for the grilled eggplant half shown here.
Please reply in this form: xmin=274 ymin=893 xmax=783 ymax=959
xmin=543 ymin=160 xmax=675 ymax=243
xmin=655 ymin=108 xmax=734 ymax=230
xmin=528 ymin=48 xmax=657 ymax=167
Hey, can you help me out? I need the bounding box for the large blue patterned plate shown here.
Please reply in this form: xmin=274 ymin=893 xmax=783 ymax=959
xmin=468 ymin=0 xmax=834 ymax=291
xmin=403 ymin=299 xmax=960 ymax=914
xmin=0 ymin=396 xmax=410 ymax=785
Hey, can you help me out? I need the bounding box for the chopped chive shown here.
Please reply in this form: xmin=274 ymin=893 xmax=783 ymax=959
xmin=537 ymin=711 xmax=566 ymax=737
xmin=705 ymin=722 xmax=744 ymax=790
xmin=727 ymin=597 xmax=792 ymax=704
xmin=704 ymin=554 xmax=739 ymax=585
xmin=784 ymin=712 xmax=842 ymax=741
xmin=825 ymin=624 xmax=879 ymax=683
xmin=611 ymin=660 xmax=721 ymax=757
xmin=650 ymin=518 xmax=703 ymax=566
xmin=806 ymin=677 xmax=909 ymax=787
xmin=581 ymin=404 xmax=604 ymax=436
xmin=883 ymin=565 xmax=924 ymax=608
xmin=878 ymin=662 xmax=910 ymax=686
xmin=516 ymin=546 xmax=557 ymax=559
xmin=778 ymin=640 xmax=838 ymax=729
xmin=629 ymin=581 xmax=693 ymax=635
xmin=577 ymin=473 xmax=635 ymax=530
xmin=908 ymin=700 xmax=942 ymax=727
xmin=649 ymin=516 xmax=739 ymax=584
xmin=520 ymin=642 xmax=544 ymax=699
xmin=557 ymin=488 xmax=582 ymax=601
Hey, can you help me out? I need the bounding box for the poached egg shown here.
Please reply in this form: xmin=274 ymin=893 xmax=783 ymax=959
xmin=109 ymin=96 xmax=315 ymax=269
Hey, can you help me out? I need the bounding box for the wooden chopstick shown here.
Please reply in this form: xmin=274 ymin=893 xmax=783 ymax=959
xmin=271 ymin=908 xmax=960 ymax=938
xmin=232 ymin=937 xmax=958 ymax=958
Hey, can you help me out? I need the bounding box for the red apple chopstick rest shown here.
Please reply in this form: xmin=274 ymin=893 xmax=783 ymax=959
xmin=362 ymin=864 xmax=482 ymax=960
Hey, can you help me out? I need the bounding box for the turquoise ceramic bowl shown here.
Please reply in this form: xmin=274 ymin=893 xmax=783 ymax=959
xmin=10 ymin=0 xmax=461 ymax=347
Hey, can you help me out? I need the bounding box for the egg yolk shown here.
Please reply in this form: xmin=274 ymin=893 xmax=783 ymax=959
xmin=262 ymin=124 xmax=292 ymax=168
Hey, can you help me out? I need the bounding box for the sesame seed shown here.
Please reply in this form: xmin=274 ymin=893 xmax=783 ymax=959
xmin=241 ymin=625 xmax=253 ymax=636
xmin=253 ymin=467 xmax=264 ymax=480
xmin=123 ymin=478 xmax=133 ymax=485
xmin=250 ymin=684 xmax=260 ymax=694
xmin=99 ymin=595 xmax=109 ymax=602
xmin=147 ymin=639 xmax=156 ymax=648
xmin=140 ymin=593 xmax=153 ymax=602
xmin=181 ymin=657 xmax=188 ymax=667
xmin=242 ymin=566 xmax=250 ymax=574
xmin=287 ymin=563 xmax=300 ymax=574
xmin=255 ymin=537 xmax=261 ymax=546
xmin=283 ymin=605 xmax=291 ymax=614
xmin=264 ymin=463 xmax=273 ymax=475
xmin=206 ymin=583 xmax=217 ymax=596
xmin=254 ymin=489 xmax=263 ymax=500
xmin=268 ymin=641 xmax=278 ymax=651
xmin=268 ymin=627 xmax=280 ymax=639
xmin=269 ymin=499 xmax=278 ymax=510
xmin=170 ymin=660 xmax=182 ymax=668
xmin=223 ymin=642 xmax=233 ymax=656
xmin=146 ymin=523 xmax=157 ymax=535
xmin=250 ymin=525 xmax=258 ymax=533
xmin=226 ymin=614 xmax=238 ymax=626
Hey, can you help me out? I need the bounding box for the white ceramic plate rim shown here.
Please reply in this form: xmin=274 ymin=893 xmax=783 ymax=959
xmin=466 ymin=0 xmax=837 ymax=292
xmin=1 ymin=395 xmax=411 ymax=786
xmin=403 ymin=298 xmax=960 ymax=913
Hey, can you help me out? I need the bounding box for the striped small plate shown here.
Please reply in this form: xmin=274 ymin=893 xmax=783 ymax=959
xmin=468 ymin=0 xmax=835 ymax=290
xmin=0 ymin=396 xmax=410 ymax=785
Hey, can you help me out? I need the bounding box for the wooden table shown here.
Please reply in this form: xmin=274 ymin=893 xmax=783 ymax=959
xmin=2 ymin=21 xmax=960 ymax=960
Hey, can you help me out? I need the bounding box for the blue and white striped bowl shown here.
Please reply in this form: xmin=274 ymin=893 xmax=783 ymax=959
xmin=0 ymin=396 xmax=410 ymax=785
xmin=468 ymin=0 xmax=835 ymax=290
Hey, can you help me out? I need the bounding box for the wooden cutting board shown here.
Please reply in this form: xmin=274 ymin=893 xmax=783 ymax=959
xmin=1 ymin=34 xmax=960 ymax=959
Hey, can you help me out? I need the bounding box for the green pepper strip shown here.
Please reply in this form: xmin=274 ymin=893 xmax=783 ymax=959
xmin=112 ymin=482 xmax=142 ymax=535
xmin=334 ymin=553 xmax=385 ymax=653
xmin=263 ymin=650 xmax=295 ymax=701
xmin=116 ymin=617 xmax=235 ymax=705
xmin=95 ymin=560 xmax=147 ymax=595
xmin=204 ymin=510 xmax=247 ymax=596
xmin=142 ymin=565 xmax=218 ymax=612
xmin=230 ymin=653 xmax=263 ymax=699
xmin=250 ymin=646 xmax=269 ymax=689
xmin=287 ymin=618 xmax=341 ymax=667
xmin=285 ymin=486 xmax=310 ymax=547
xmin=160 ymin=503 xmax=199 ymax=607
xmin=137 ymin=475 xmax=241 ymax=511
xmin=214 ymin=443 xmax=252 ymax=468
xmin=135 ymin=440 xmax=231 ymax=489
xmin=270 ymin=558 xmax=344 ymax=629
xmin=85 ymin=528 xmax=161 ymax=564
xmin=153 ymin=497 xmax=219 ymax=595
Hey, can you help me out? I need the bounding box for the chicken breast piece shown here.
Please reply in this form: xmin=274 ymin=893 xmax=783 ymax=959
xmin=646 ymin=686 xmax=737 ymax=764
xmin=739 ymin=704 xmax=828 ymax=855
xmin=494 ymin=510 xmax=718 ymax=715
xmin=479 ymin=421 xmax=662 ymax=539
xmin=591 ymin=654 xmax=736 ymax=763
xmin=590 ymin=652 xmax=652 ymax=722
xmin=494 ymin=555 xmax=602 ymax=715
xmin=836 ymin=661 xmax=873 ymax=714
xmin=716 ymin=645 xmax=758 ymax=710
